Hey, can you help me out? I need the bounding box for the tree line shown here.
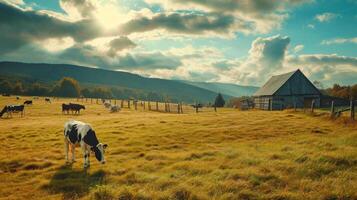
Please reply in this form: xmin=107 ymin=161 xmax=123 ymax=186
xmin=0 ymin=77 xmax=168 ymax=101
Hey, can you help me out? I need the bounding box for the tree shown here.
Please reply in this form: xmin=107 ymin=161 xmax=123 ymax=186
xmin=91 ymin=87 xmax=113 ymax=99
xmin=0 ymin=80 xmax=12 ymax=94
xmin=13 ymin=81 xmax=24 ymax=95
xmin=214 ymin=93 xmax=225 ymax=107
xmin=27 ymin=82 xmax=49 ymax=96
xmin=81 ymin=88 xmax=92 ymax=97
xmin=52 ymin=77 xmax=81 ymax=97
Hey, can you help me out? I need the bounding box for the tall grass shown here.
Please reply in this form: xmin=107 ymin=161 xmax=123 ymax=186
xmin=0 ymin=96 xmax=356 ymax=199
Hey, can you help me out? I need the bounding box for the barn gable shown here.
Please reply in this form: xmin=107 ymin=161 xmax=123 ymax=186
xmin=254 ymin=69 xmax=320 ymax=97
xmin=253 ymin=71 xmax=295 ymax=96
xmin=275 ymin=69 xmax=321 ymax=96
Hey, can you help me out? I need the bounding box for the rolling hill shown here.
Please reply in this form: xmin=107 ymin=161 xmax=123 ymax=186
xmin=0 ymin=61 xmax=235 ymax=103
xmin=182 ymin=81 xmax=258 ymax=97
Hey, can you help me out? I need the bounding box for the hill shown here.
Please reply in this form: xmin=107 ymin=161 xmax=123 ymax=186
xmin=0 ymin=61 xmax=231 ymax=103
xmin=182 ymin=81 xmax=258 ymax=97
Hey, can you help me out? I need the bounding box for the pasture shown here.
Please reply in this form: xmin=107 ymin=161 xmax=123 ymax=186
xmin=0 ymin=97 xmax=356 ymax=200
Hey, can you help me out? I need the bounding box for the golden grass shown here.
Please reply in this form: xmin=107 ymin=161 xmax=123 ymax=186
xmin=0 ymin=96 xmax=356 ymax=200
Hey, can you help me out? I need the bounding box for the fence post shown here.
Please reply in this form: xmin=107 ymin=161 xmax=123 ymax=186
xmin=195 ymin=103 xmax=198 ymax=113
xmin=128 ymin=100 xmax=130 ymax=109
xmin=121 ymin=100 xmax=124 ymax=108
xmin=351 ymin=100 xmax=355 ymax=120
xmin=180 ymin=102 xmax=183 ymax=114
xmin=294 ymin=101 xmax=296 ymax=112
xmin=156 ymin=101 xmax=159 ymax=111
xmin=148 ymin=101 xmax=151 ymax=110
xmin=168 ymin=103 xmax=170 ymax=112
xmin=143 ymin=101 xmax=146 ymax=110
xmin=311 ymin=100 xmax=315 ymax=113
xmin=134 ymin=100 xmax=137 ymax=110
xmin=214 ymin=104 xmax=217 ymax=112
xmin=330 ymin=101 xmax=335 ymax=118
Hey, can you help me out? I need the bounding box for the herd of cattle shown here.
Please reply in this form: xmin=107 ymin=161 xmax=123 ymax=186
xmin=0 ymin=96 xmax=120 ymax=118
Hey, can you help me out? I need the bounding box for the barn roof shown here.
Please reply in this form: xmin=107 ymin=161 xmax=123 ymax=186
xmin=253 ymin=70 xmax=298 ymax=96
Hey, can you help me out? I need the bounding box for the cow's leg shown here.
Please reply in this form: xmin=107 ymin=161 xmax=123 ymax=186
xmin=64 ymin=138 xmax=69 ymax=163
xmin=81 ymin=142 xmax=90 ymax=168
xmin=71 ymin=144 xmax=76 ymax=162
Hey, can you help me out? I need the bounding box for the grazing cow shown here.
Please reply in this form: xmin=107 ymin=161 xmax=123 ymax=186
xmin=45 ymin=97 xmax=51 ymax=103
xmin=110 ymin=105 xmax=120 ymax=113
xmin=24 ymin=100 xmax=33 ymax=105
xmin=64 ymin=120 xmax=108 ymax=168
xmin=191 ymin=103 xmax=203 ymax=108
xmin=62 ymin=103 xmax=71 ymax=114
xmin=0 ymin=105 xmax=25 ymax=118
xmin=104 ymin=102 xmax=111 ymax=108
xmin=69 ymin=103 xmax=85 ymax=114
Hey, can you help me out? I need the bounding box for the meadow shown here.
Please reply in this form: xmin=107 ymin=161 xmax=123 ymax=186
xmin=0 ymin=97 xmax=356 ymax=200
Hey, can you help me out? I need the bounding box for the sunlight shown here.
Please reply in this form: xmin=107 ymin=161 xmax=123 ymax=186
xmin=37 ymin=37 xmax=74 ymax=52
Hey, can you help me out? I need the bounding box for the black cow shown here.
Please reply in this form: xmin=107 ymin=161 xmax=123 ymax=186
xmin=62 ymin=103 xmax=85 ymax=114
xmin=24 ymin=100 xmax=33 ymax=105
xmin=0 ymin=105 xmax=25 ymax=118
xmin=62 ymin=103 xmax=71 ymax=114
xmin=69 ymin=103 xmax=85 ymax=114
xmin=45 ymin=98 xmax=51 ymax=103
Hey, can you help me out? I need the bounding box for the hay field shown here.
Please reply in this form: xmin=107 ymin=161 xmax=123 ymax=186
xmin=0 ymin=97 xmax=356 ymax=200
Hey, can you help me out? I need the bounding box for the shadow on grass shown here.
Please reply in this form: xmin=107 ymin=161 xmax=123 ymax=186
xmin=42 ymin=164 xmax=106 ymax=199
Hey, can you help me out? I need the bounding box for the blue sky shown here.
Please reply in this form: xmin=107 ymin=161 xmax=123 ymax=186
xmin=0 ymin=0 xmax=356 ymax=87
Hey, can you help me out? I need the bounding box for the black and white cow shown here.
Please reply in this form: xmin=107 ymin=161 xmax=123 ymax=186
xmin=64 ymin=120 xmax=108 ymax=168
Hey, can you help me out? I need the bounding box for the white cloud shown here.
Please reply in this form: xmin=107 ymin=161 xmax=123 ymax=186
xmin=294 ymin=44 xmax=304 ymax=53
xmin=36 ymin=37 xmax=75 ymax=52
xmin=321 ymin=37 xmax=357 ymax=45
xmin=315 ymin=12 xmax=340 ymax=22
xmin=307 ymin=24 xmax=315 ymax=29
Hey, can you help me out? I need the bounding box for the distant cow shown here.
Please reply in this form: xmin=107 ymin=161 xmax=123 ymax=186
xmin=64 ymin=120 xmax=108 ymax=168
xmin=62 ymin=103 xmax=85 ymax=114
xmin=110 ymin=105 xmax=120 ymax=113
xmin=69 ymin=103 xmax=85 ymax=114
xmin=45 ymin=98 xmax=51 ymax=103
xmin=104 ymin=102 xmax=111 ymax=108
xmin=16 ymin=96 xmax=20 ymax=100
xmin=0 ymin=105 xmax=25 ymax=118
xmin=24 ymin=100 xmax=33 ymax=105
xmin=191 ymin=103 xmax=203 ymax=108
xmin=62 ymin=103 xmax=71 ymax=114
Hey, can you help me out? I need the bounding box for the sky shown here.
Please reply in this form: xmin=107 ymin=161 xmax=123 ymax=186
xmin=0 ymin=0 xmax=356 ymax=87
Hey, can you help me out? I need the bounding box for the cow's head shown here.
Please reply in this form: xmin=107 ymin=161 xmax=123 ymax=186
xmin=81 ymin=105 xmax=86 ymax=110
xmin=91 ymin=143 xmax=108 ymax=164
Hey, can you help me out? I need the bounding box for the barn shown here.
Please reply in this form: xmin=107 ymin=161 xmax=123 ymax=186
xmin=253 ymin=69 xmax=321 ymax=110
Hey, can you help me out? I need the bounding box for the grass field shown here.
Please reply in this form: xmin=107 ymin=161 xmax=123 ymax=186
xmin=0 ymin=97 xmax=356 ymax=200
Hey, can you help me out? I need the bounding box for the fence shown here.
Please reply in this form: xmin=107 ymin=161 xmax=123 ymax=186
xmin=67 ymin=97 xmax=219 ymax=114
xmin=297 ymin=99 xmax=356 ymax=121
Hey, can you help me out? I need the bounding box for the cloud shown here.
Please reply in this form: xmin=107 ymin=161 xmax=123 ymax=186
xmin=107 ymin=36 xmax=137 ymax=57
xmin=315 ymin=12 xmax=340 ymax=22
xmin=307 ymin=24 xmax=315 ymax=29
xmin=321 ymin=37 xmax=357 ymax=45
xmin=293 ymin=44 xmax=304 ymax=53
xmin=0 ymin=2 xmax=104 ymax=54
xmin=145 ymin=0 xmax=311 ymax=34
xmin=119 ymin=12 xmax=241 ymax=37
